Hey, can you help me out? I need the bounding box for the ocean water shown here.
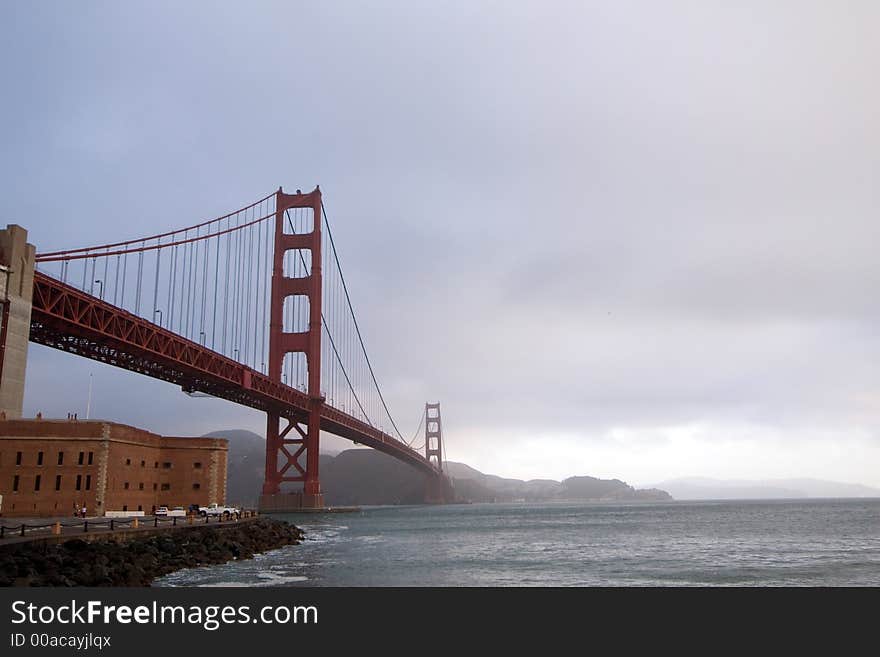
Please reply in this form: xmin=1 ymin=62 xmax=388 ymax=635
xmin=154 ymin=499 xmax=880 ymax=587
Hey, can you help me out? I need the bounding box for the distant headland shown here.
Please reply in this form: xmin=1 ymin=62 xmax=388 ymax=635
xmin=208 ymin=430 xmax=672 ymax=506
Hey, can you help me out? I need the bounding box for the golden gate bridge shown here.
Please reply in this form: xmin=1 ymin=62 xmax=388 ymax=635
xmin=18 ymin=186 xmax=452 ymax=510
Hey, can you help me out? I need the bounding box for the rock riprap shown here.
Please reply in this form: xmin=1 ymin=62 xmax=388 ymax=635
xmin=0 ymin=517 xmax=304 ymax=586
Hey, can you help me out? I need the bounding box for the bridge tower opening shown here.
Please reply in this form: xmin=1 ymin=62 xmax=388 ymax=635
xmin=260 ymin=186 xmax=325 ymax=511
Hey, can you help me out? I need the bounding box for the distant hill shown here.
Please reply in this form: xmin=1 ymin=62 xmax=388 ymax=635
xmin=204 ymin=429 xmax=266 ymax=507
xmin=444 ymin=461 xmax=562 ymax=500
xmin=646 ymin=477 xmax=880 ymax=500
xmin=206 ymin=429 xmax=672 ymax=506
xmin=444 ymin=462 xmax=671 ymax=502
xmin=561 ymin=476 xmax=672 ymax=502
xmin=320 ymin=449 xmax=426 ymax=506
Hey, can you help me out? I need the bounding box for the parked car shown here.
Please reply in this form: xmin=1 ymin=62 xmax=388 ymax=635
xmin=155 ymin=506 xmax=169 ymax=516
xmin=168 ymin=506 xmax=186 ymax=517
xmin=198 ymin=503 xmax=240 ymax=518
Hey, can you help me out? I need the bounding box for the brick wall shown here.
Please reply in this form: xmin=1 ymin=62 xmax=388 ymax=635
xmin=0 ymin=419 xmax=227 ymax=517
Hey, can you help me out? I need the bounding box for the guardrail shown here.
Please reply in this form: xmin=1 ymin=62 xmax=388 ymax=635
xmin=0 ymin=510 xmax=260 ymax=540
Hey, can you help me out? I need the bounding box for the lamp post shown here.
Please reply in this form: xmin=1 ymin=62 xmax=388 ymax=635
xmin=86 ymin=373 xmax=93 ymax=420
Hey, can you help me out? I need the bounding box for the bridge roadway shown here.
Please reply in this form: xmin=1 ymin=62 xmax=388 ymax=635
xmin=28 ymin=271 xmax=439 ymax=477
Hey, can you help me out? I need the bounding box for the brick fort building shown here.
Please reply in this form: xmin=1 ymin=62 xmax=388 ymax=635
xmin=0 ymin=418 xmax=228 ymax=517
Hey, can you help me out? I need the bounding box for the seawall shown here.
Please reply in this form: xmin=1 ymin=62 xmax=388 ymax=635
xmin=0 ymin=517 xmax=304 ymax=586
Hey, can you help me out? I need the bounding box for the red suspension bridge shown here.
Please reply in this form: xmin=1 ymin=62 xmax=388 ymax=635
xmin=11 ymin=186 xmax=452 ymax=509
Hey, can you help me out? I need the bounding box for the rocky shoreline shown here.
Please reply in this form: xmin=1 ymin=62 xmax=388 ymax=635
xmin=0 ymin=517 xmax=304 ymax=587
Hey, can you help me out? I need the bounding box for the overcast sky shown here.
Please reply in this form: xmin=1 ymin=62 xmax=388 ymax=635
xmin=2 ymin=2 xmax=878 ymax=486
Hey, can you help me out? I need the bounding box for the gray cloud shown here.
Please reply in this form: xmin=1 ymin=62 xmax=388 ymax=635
xmin=3 ymin=1 xmax=878 ymax=483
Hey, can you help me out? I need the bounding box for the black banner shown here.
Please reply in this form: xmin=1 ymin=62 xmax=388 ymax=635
xmin=0 ymin=587 xmax=874 ymax=654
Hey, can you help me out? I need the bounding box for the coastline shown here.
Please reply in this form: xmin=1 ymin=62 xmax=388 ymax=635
xmin=0 ymin=517 xmax=304 ymax=587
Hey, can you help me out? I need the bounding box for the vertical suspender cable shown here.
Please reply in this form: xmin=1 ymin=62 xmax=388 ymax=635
xmin=201 ymin=226 xmax=210 ymax=344
xmin=102 ymin=253 xmax=109 ymax=299
xmin=182 ymin=236 xmax=190 ymax=336
xmin=190 ymin=232 xmax=199 ymax=339
xmin=121 ymin=253 xmax=127 ymax=308
xmin=136 ymin=247 xmax=144 ymax=315
xmin=243 ymin=214 xmax=253 ymax=366
xmin=252 ymin=218 xmax=261 ymax=366
xmin=231 ymin=216 xmax=240 ymax=356
xmin=222 ymin=216 xmax=231 ymax=354
xmin=235 ymin=211 xmax=242 ymax=356
xmin=168 ymin=245 xmax=178 ymax=331
xmin=212 ymin=230 xmax=220 ymax=351
xmin=113 ymin=255 xmax=120 ymax=305
xmin=262 ymin=202 xmax=270 ymax=372
xmin=152 ymin=239 xmax=161 ymax=325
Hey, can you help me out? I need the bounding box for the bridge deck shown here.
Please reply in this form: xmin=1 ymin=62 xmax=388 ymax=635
xmin=29 ymin=271 xmax=439 ymax=477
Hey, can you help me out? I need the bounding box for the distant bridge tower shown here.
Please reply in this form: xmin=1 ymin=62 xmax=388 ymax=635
xmin=424 ymin=402 xmax=453 ymax=503
xmin=260 ymin=186 xmax=325 ymax=511
xmin=425 ymin=402 xmax=443 ymax=472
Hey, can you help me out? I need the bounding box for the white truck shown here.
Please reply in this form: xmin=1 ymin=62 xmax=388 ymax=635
xmin=198 ymin=503 xmax=240 ymax=518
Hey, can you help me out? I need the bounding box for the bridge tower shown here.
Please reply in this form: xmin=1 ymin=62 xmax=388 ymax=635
xmin=425 ymin=402 xmax=443 ymax=472
xmin=260 ymin=186 xmax=325 ymax=511
xmin=0 ymin=225 xmax=36 ymax=419
xmin=424 ymin=402 xmax=453 ymax=503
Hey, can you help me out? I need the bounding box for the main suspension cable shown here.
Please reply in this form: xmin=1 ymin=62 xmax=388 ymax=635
xmin=321 ymin=200 xmax=405 ymax=442
xmin=285 ymin=210 xmax=372 ymax=426
xmin=407 ymin=408 xmax=426 ymax=448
